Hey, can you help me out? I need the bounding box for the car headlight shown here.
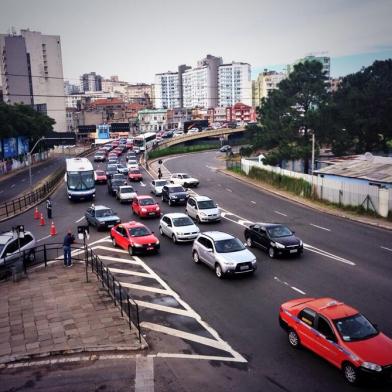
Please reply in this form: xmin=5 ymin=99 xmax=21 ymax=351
xmin=155 ymin=206 xmax=160 ymax=211
xmin=177 ymin=232 xmax=184 ymax=235
xmin=133 ymin=243 xmax=143 ymax=248
xmin=116 ymin=219 xmax=120 ymax=223
xmin=200 ymin=212 xmax=206 ymax=216
xmin=299 ymin=240 xmax=303 ymax=246
xmin=224 ymin=262 xmax=235 ymax=267
xmin=361 ymin=362 xmax=382 ymax=372
xmin=170 ymin=195 xmax=177 ymax=199
xmin=275 ymin=242 xmax=285 ymax=249
xmin=155 ymin=240 xmax=160 ymax=245
xmin=251 ymin=259 xmax=257 ymax=264
xmin=141 ymin=208 xmax=147 ymax=212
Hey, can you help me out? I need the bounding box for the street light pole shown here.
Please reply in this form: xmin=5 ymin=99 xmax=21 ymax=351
xmin=311 ymin=133 xmax=315 ymax=174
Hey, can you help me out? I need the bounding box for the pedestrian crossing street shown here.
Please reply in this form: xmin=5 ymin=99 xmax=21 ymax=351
xmin=84 ymin=237 xmax=246 ymax=363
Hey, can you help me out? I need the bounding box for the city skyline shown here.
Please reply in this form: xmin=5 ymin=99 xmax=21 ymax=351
xmin=0 ymin=0 xmax=391 ymax=84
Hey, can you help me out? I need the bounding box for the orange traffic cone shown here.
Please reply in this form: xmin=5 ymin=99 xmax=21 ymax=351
xmin=50 ymin=221 xmax=57 ymax=236
xmin=34 ymin=207 xmax=40 ymax=220
xmin=40 ymin=213 xmax=45 ymax=226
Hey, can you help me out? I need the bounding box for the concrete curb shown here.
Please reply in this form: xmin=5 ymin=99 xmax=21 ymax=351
xmin=220 ymin=169 xmax=392 ymax=231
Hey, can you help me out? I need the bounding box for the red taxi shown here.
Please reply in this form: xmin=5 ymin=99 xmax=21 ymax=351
xmin=110 ymin=221 xmax=159 ymax=256
xmin=279 ymin=297 xmax=392 ymax=385
xmin=131 ymin=196 xmax=160 ymax=218
xmin=128 ymin=169 xmax=143 ymax=181
xmin=94 ymin=170 xmax=107 ymax=184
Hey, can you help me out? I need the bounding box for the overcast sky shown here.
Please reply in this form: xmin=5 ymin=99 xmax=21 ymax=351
xmin=1 ymin=0 xmax=392 ymax=83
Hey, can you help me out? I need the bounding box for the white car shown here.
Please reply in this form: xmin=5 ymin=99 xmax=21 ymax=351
xmin=170 ymin=173 xmax=199 ymax=188
xmin=159 ymin=213 xmax=200 ymax=243
xmin=127 ymin=160 xmax=139 ymax=170
xmin=186 ymin=195 xmax=221 ymax=223
xmin=187 ymin=128 xmax=199 ymax=134
xmin=173 ymin=130 xmax=184 ymax=137
xmin=150 ymin=179 xmax=169 ymax=196
xmin=116 ymin=185 xmax=137 ymax=203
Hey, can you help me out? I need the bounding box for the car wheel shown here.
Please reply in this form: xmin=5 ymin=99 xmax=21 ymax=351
xmin=27 ymin=250 xmax=36 ymax=263
xmin=246 ymin=237 xmax=253 ymax=247
xmin=128 ymin=246 xmax=133 ymax=256
xmin=268 ymin=247 xmax=275 ymax=258
xmin=288 ymin=329 xmax=301 ymax=349
xmin=192 ymin=251 xmax=200 ymax=264
xmin=159 ymin=226 xmax=164 ymax=236
xmin=112 ymin=237 xmax=116 ymax=247
xmin=215 ymin=264 xmax=224 ymax=279
xmin=172 ymin=234 xmax=177 ymax=244
xmin=342 ymin=362 xmax=359 ymax=385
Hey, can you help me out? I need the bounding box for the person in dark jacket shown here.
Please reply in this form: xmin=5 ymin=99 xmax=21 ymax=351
xmin=158 ymin=167 xmax=162 ymax=179
xmin=63 ymin=230 xmax=75 ymax=267
xmin=46 ymin=198 xmax=52 ymax=219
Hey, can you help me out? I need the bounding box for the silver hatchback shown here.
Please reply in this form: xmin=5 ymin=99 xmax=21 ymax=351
xmin=192 ymin=231 xmax=257 ymax=278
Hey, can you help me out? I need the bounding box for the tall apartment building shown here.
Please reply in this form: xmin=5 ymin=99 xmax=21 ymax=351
xmin=253 ymin=70 xmax=286 ymax=106
xmin=154 ymin=71 xmax=180 ymax=109
xmin=0 ymin=29 xmax=66 ymax=131
xmin=183 ymin=54 xmax=222 ymax=109
xmin=218 ymin=62 xmax=251 ymax=107
xmin=287 ymin=55 xmax=331 ymax=79
xmin=64 ymin=80 xmax=80 ymax=95
xmin=80 ymin=72 xmax=102 ymax=92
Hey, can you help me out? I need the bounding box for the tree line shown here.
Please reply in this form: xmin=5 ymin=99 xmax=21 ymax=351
xmin=247 ymin=59 xmax=392 ymax=173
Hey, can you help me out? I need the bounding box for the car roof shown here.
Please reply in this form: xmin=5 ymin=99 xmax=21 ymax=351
xmin=0 ymin=231 xmax=34 ymax=244
xmin=136 ymin=195 xmax=154 ymax=200
xmin=191 ymin=195 xmax=212 ymax=202
xmin=305 ymin=297 xmax=358 ymax=320
xmin=120 ymin=221 xmax=146 ymax=229
xmin=254 ymin=223 xmax=286 ymax=228
xmin=163 ymin=212 xmax=189 ymax=218
xmin=92 ymin=205 xmax=111 ymax=210
xmin=165 ymin=184 xmax=184 ymax=189
xmin=119 ymin=185 xmax=134 ymax=189
xmin=172 ymin=172 xmax=188 ymax=175
xmin=200 ymin=231 xmax=234 ymax=241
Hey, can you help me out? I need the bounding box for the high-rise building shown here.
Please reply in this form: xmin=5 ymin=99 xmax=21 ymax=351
xmin=64 ymin=80 xmax=80 ymax=95
xmin=218 ymin=62 xmax=251 ymax=107
xmin=154 ymin=71 xmax=180 ymax=109
xmin=80 ymin=72 xmax=102 ymax=92
xmin=183 ymin=54 xmax=222 ymax=109
xmin=253 ymin=69 xmax=286 ymax=106
xmin=0 ymin=29 xmax=66 ymax=131
xmin=287 ymin=55 xmax=331 ymax=79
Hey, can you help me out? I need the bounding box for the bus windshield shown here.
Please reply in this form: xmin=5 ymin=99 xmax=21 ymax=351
xmin=67 ymin=171 xmax=94 ymax=191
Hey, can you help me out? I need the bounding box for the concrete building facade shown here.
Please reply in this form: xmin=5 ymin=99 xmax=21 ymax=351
xmin=287 ymin=55 xmax=331 ymax=79
xmin=154 ymin=71 xmax=180 ymax=109
xmin=138 ymin=108 xmax=168 ymax=132
xmin=253 ymin=70 xmax=286 ymax=106
xmin=80 ymin=72 xmax=102 ymax=92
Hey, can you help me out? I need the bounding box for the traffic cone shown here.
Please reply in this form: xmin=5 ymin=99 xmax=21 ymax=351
xmin=34 ymin=207 xmax=40 ymax=220
xmin=50 ymin=221 xmax=57 ymax=236
xmin=40 ymin=213 xmax=45 ymax=226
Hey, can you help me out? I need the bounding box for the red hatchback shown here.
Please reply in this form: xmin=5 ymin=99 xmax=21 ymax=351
xmin=128 ymin=169 xmax=143 ymax=181
xmin=94 ymin=170 xmax=107 ymax=184
xmin=279 ymin=297 xmax=392 ymax=385
xmin=131 ymin=196 xmax=160 ymax=218
xmin=110 ymin=221 xmax=159 ymax=255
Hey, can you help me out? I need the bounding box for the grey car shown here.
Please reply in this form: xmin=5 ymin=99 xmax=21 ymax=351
xmin=192 ymin=231 xmax=257 ymax=278
xmin=0 ymin=230 xmax=36 ymax=265
xmin=85 ymin=205 xmax=121 ymax=230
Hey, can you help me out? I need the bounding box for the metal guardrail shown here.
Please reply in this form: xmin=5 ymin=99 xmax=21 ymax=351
xmin=0 ymin=146 xmax=96 ymax=222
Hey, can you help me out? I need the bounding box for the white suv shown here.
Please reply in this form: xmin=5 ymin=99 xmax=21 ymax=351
xmin=159 ymin=213 xmax=200 ymax=243
xmin=170 ymin=173 xmax=199 ymax=188
xmin=186 ymin=195 xmax=221 ymax=223
xmin=116 ymin=185 xmax=137 ymax=203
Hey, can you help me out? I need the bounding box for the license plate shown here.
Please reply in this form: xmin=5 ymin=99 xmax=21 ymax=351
xmin=107 ymin=225 xmax=114 ymax=228
xmin=240 ymin=265 xmax=249 ymax=271
xmin=290 ymin=249 xmax=298 ymax=253
xmin=147 ymin=247 xmax=154 ymax=250
xmin=149 ymin=212 xmax=155 ymax=215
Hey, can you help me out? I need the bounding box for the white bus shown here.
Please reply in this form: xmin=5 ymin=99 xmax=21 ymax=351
xmin=133 ymin=132 xmax=157 ymax=152
xmin=65 ymin=158 xmax=95 ymax=201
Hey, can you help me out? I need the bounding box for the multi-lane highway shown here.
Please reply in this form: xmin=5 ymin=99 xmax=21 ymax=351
xmin=1 ymin=149 xmax=391 ymax=391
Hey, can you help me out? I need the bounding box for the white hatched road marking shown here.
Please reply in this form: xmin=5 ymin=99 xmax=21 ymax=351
xmin=120 ymin=282 xmax=170 ymax=295
xmin=380 ymin=246 xmax=392 ymax=252
xmin=140 ymin=181 xmax=146 ymax=187
xmin=108 ymin=267 xmax=152 ymax=278
xmin=150 ymin=352 xmax=246 ymax=363
xmin=75 ymin=215 xmax=85 ymax=223
xmin=99 ymin=255 xmax=141 ymax=265
xmin=225 ymin=188 xmax=233 ymax=192
xmin=303 ymin=244 xmax=355 ymax=266
xmin=251 ymin=201 xmax=256 ymax=204
xmin=274 ymin=277 xmax=306 ymax=295
xmin=135 ymin=300 xmax=197 ymax=317
xmin=135 ymin=356 xmax=154 ymax=392
xmin=310 ymin=223 xmax=331 ymax=232
xmin=274 ymin=210 xmax=287 ymax=217
xmin=37 ymin=234 xmax=51 ymax=243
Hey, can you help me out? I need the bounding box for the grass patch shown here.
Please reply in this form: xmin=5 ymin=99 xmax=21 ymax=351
xmin=148 ymin=144 xmax=219 ymax=159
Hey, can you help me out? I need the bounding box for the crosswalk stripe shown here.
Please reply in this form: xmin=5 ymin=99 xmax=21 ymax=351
xmin=120 ymin=282 xmax=170 ymax=295
xmin=135 ymin=300 xmax=197 ymax=317
xmin=109 ymin=267 xmax=153 ymax=279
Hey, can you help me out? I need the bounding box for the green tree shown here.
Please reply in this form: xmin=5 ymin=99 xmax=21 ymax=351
xmin=256 ymin=60 xmax=329 ymax=173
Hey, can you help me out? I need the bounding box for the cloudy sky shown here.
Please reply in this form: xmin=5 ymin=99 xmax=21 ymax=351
xmin=1 ymin=0 xmax=392 ymax=83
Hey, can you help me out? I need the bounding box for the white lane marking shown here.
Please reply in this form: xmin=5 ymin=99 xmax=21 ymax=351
xmin=135 ymin=356 xmax=154 ymax=392
xmin=251 ymin=201 xmax=256 ymax=205
xmin=91 ymin=245 xmax=127 ymax=253
xmin=274 ymin=276 xmax=306 ymax=295
xmin=238 ymin=220 xmax=253 ymax=227
xmin=304 ymin=244 xmax=355 ymax=266
xmin=274 ymin=210 xmax=287 ymax=217
xmin=10 ymin=184 xmax=15 ymax=188
xmin=75 ymin=215 xmax=85 ymax=223
xmin=37 ymin=234 xmax=51 ymax=243
xmin=99 ymin=255 xmax=140 ymax=265
xmin=135 ymin=300 xmax=197 ymax=318
xmin=225 ymin=188 xmax=233 ymax=192
xmin=108 ymin=267 xmax=152 ymax=278
xmin=87 ymin=236 xmax=110 ymax=246
xmin=310 ymin=223 xmax=331 ymax=232
xmin=120 ymin=282 xmax=169 ymax=295
xmin=150 ymin=352 xmax=246 ymax=363
xmin=140 ymin=181 xmax=146 ymax=187
xmin=21 ymin=178 xmax=26 ymax=182
xmin=380 ymin=246 xmax=392 ymax=252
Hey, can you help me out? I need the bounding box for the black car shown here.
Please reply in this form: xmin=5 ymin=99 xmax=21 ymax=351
xmin=106 ymin=164 xmax=118 ymax=178
xmin=161 ymin=184 xmax=188 ymax=206
xmin=162 ymin=131 xmax=173 ymax=138
xmin=244 ymin=223 xmax=303 ymax=258
xmin=85 ymin=205 xmax=121 ymax=230
xmin=108 ymin=177 xmax=127 ymax=196
xmin=219 ymin=145 xmax=232 ymax=153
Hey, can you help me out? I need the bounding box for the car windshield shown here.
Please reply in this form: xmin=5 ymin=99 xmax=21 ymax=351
xmin=170 ymin=187 xmax=185 ymax=193
xmin=172 ymin=217 xmax=193 ymax=227
xmin=139 ymin=198 xmax=155 ymax=206
xmin=267 ymin=225 xmax=293 ymax=238
xmin=96 ymin=171 xmax=105 ymax=176
xmin=128 ymin=227 xmax=151 ymax=237
xmin=67 ymin=171 xmax=95 ymax=190
xmin=112 ymin=179 xmax=124 ymax=185
xmin=131 ymin=170 xmax=140 ymax=174
xmin=120 ymin=187 xmax=134 ymax=193
xmin=0 ymin=244 xmax=5 ymax=254
xmin=333 ymin=313 xmax=378 ymax=342
xmin=180 ymin=174 xmax=190 ymax=178
xmin=155 ymin=180 xmax=167 ymax=187
xmin=118 ymin=165 xmax=126 ymax=169
xmin=198 ymin=200 xmax=216 ymax=209
xmin=96 ymin=209 xmax=114 ymax=218
xmin=215 ymin=238 xmax=245 ymax=253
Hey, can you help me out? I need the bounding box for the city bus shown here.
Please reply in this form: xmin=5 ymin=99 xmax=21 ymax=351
xmin=133 ymin=132 xmax=157 ymax=152
xmin=65 ymin=158 xmax=95 ymax=201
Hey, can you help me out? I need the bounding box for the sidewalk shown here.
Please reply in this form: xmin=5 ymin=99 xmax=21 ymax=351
xmin=0 ymin=261 xmax=146 ymax=366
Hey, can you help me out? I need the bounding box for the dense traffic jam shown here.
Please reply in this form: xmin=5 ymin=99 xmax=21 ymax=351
xmin=90 ymin=138 xmax=392 ymax=387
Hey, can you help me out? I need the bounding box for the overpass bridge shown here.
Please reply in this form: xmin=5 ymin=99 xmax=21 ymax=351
xmin=155 ymin=127 xmax=246 ymax=149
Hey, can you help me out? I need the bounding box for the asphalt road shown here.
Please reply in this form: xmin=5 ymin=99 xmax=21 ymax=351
xmin=1 ymin=150 xmax=391 ymax=392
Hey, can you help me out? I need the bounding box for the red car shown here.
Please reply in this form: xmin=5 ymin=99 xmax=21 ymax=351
xmin=111 ymin=140 xmax=120 ymax=147
xmin=131 ymin=195 xmax=160 ymax=218
xmin=128 ymin=169 xmax=143 ymax=181
xmin=94 ymin=170 xmax=107 ymax=184
xmin=113 ymin=148 xmax=122 ymax=157
xmin=110 ymin=221 xmax=159 ymax=255
xmin=279 ymin=297 xmax=392 ymax=385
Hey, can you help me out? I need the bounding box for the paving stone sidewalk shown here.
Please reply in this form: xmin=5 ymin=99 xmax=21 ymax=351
xmin=0 ymin=262 xmax=146 ymax=365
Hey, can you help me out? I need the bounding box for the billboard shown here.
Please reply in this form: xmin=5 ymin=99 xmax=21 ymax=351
xmin=97 ymin=124 xmax=110 ymax=139
xmin=18 ymin=137 xmax=29 ymax=155
xmin=3 ymin=138 xmax=18 ymax=159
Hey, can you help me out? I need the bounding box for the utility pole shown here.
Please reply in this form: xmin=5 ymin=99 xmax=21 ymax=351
xmin=311 ymin=133 xmax=315 ymax=174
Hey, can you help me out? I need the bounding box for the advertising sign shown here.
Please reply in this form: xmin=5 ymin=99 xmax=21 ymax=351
xmin=3 ymin=138 xmax=17 ymax=159
xmin=18 ymin=137 xmax=29 ymax=155
xmin=97 ymin=124 xmax=110 ymax=139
